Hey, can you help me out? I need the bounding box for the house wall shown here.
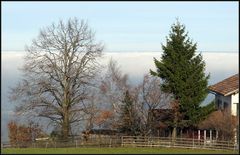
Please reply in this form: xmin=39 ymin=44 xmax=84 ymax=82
xmin=215 ymin=94 xmax=231 ymax=111
xmin=231 ymin=93 xmax=239 ymax=116
xmin=215 ymin=92 xmax=238 ymax=116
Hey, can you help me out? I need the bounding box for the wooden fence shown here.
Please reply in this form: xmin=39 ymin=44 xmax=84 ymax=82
xmin=2 ymin=135 xmax=238 ymax=151
xmin=121 ymin=136 xmax=238 ymax=151
xmin=1 ymin=135 xmax=122 ymax=148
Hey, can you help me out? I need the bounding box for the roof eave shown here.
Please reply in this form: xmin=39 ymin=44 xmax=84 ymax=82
xmin=208 ymin=89 xmax=239 ymax=96
xmin=208 ymin=89 xmax=221 ymax=95
xmin=224 ymin=89 xmax=239 ymax=96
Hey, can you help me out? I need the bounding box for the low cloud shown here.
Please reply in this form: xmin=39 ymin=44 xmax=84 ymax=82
xmin=1 ymin=51 xmax=238 ymax=142
xmin=2 ymin=51 xmax=238 ymax=82
xmin=101 ymin=52 xmax=238 ymax=85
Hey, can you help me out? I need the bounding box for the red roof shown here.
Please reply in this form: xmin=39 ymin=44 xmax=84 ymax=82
xmin=208 ymin=74 xmax=239 ymax=96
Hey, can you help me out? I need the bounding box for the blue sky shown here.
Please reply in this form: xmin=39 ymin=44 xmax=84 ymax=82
xmin=2 ymin=1 xmax=239 ymax=52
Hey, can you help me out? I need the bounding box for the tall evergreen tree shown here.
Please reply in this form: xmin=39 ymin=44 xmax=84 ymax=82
xmin=150 ymin=20 xmax=210 ymax=139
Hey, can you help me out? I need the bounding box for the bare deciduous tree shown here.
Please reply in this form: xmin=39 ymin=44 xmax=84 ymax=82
xmin=136 ymin=74 xmax=172 ymax=136
xmin=84 ymin=90 xmax=101 ymax=130
xmin=99 ymin=58 xmax=129 ymax=129
xmin=9 ymin=18 xmax=103 ymax=140
xmin=199 ymin=109 xmax=237 ymax=141
xmin=99 ymin=65 xmax=172 ymax=136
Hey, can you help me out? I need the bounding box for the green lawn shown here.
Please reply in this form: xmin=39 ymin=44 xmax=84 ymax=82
xmin=1 ymin=147 xmax=238 ymax=154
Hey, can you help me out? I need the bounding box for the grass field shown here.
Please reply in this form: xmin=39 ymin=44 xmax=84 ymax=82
xmin=1 ymin=147 xmax=238 ymax=154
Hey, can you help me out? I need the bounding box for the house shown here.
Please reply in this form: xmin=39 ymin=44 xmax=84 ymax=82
xmin=151 ymin=74 xmax=239 ymax=143
xmin=208 ymin=73 xmax=239 ymax=116
xmin=151 ymin=109 xmax=199 ymax=138
xmin=201 ymin=73 xmax=239 ymax=144
xmin=150 ymin=109 xmax=174 ymax=137
xmin=81 ymin=128 xmax=120 ymax=141
xmin=35 ymin=137 xmax=49 ymax=141
xmin=82 ymin=128 xmax=118 ymax=136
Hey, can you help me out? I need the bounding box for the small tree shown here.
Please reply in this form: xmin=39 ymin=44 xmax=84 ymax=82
xmin=8 ymin=121 xmax=45 ymax=147
xmin=199 ymin=109 xmax=237 ymax=141
xmin=94 ymin=110 xmax=114 ymax=129
xmin=118 ymin=90 xmax=140 ymax=135
xmin=150 ymin=20 xmax=210 ymax=139
xmin=8 ymin=121 xmax=18 ymax=147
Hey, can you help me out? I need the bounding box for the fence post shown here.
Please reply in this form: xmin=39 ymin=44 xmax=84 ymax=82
xmin=210 ymin=130 xmax=212 ymax=147
xmin=121 ymin=136 xmax=123 ymax=147
xmin=198 ymin=130 xmax=200 ymax=147
xmin=109 ymin=137 xmax=112 ymax=147
xmin=204 ymin=130 xmax=206 ymax=147
xmin=147 ymin=137 xmax=149 ymax=147
xmin=192 ymin=138 xmax=194 ymax=148
xmin=76 ymin=140 xmax=78 ymax=148
xmin=45 ymin=142 xmax=48 ymax=148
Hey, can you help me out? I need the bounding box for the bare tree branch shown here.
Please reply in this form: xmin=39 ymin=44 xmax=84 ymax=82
xmin=9 ymin=18 xmax=104 ymax=140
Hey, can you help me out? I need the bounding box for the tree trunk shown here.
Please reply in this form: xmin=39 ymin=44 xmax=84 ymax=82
xmin=172 ymin=127 xmax=177 ymax=140
xmin=62 ymin=109 xmax=70 ymax=140
xmin=172 ymin=104 xmax=178 ymax=140
xmin=172 ymin=99 xmax=179 ymax=141
xmin=62 ymin=83 xmax=70 ymax=140
xmin=62 ymin=67 xmax=70 ymax=140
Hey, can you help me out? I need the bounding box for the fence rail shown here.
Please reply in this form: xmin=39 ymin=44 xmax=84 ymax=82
xmin=122 ymin=136 xmax=238 ymax=151
xmin=1 ymin=135 xmax=122 ymax=149
xmin=1 ymin=135 xmax=238 ymax=151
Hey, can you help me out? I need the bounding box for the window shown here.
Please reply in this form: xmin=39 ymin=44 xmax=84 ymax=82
xmin=217 ymin=99 xmax=222 ymax=110
xmin=223 ymin=102 xmax=229 ymax=109
xmin=223 ymin=102 xmax=230 ymax=114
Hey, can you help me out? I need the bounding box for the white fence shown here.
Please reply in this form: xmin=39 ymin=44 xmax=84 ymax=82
xmin=121 ymin=136 xmax=238 ymax=151
xmin=2 ymin=135 xmax=238 ymax=151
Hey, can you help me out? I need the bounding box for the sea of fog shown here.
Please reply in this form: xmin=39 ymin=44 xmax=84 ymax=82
xmin=1 ymin=51 xmax=239 ymax=142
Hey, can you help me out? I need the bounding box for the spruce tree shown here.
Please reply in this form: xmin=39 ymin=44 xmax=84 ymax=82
xmin=119 ymin=90 xmax=140 ymax=135
xmin=150 ymin=20 xmax=210 ymax=138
